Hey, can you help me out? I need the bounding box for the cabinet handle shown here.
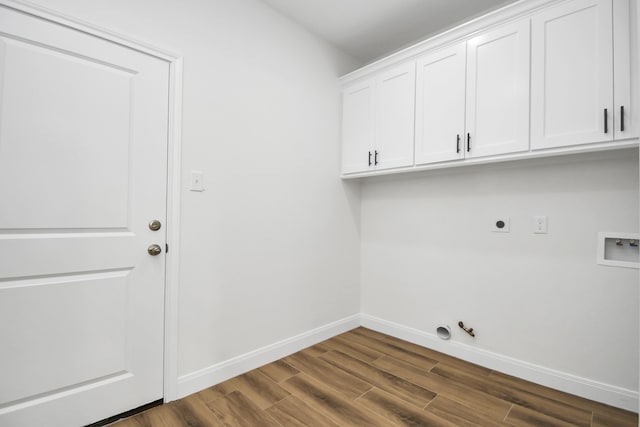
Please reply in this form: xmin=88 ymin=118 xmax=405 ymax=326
xmin=467 ymin=133 xmax=471 ymax=152
xmin=374 ymin=150 xmax=379 ymax=165
xmin=621 ymin=106 xmax=625 ymax=132
xmin=456 ymin=134 xmax=460 ymax=153
xmin=368 ymin=151 xmax=372 ymax=166
xmin=604 ymin=108 xmax=608 ymax=134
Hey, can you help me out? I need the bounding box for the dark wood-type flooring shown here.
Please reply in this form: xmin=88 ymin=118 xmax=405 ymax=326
xmin=111 ymin=327 xmax=638 ymax=426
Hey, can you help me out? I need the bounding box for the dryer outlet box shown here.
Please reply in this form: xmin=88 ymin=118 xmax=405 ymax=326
xmin=492 ymin=217 xmax=510 ymax=233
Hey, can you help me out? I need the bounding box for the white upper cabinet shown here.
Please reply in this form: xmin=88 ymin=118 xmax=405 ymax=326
xmin=415 ymin=20 xmax=530 ymax=166
xmin=340 ymin=0 xmax=638 ymax=177
xmin=613 ymin=0 xmax=639 ymax=140
xmin=465 ymin=20 xmax=531 ymax=158
xmin=342 ymin=79 xmax=375 ymax=174
xmin=531 ymin=0 xmax=614 ymax=149
xmin=341 ymin=63 xmax=415 ymax=174
xmin=375 ymin=63 xmax=416 ymax=171
xmin=415 ymin=42 xmax=466 ymax=165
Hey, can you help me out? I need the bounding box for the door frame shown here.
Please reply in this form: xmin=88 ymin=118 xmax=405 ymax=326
xmin=0 ymin=0 xmax=184 ymax=403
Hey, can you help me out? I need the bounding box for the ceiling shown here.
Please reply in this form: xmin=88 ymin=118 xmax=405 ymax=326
xmin=261 ymin=0 xmax=518 ymax=63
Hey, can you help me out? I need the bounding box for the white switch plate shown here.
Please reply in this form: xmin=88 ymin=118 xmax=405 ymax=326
xmin=190 ymin=171 xmax=204 ymax=192
xmin=492 ymin=217 xmax=510 ymax=233
xmin=533 ymin=216 xmax=548 ymax=234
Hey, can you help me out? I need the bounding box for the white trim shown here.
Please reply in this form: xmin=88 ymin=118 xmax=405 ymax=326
xmin=163 ymin=56 xmax=184 ymax=402
xmin=340 ymin=0 xmax=562 ymax=84
xmin=176 ymin=312 xmax=638 ymax=412
xmin=0 ymin=0 xmax=181 ymax=61
xmin=176 ymin=315 xmax=361 ymax=399
xmin=360 ymin=314 xmax=639 ymax=412
xmin=0 ymin=0 xmax=185 ymax=405
xmin=342 ymin=139 xmax=640 ymax=179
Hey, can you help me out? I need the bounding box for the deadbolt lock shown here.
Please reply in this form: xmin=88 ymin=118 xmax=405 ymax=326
xmin=149 ymin=220 xmax=162 ymax=231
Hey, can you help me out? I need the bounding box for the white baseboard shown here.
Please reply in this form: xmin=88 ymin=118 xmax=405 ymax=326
xmin=360 ymin=314 xmax=639 ymax=413
xmin=176 ymin=314 xmax=360 ymax=399
xmin=175 ymin=313 xmax=638 ymax=412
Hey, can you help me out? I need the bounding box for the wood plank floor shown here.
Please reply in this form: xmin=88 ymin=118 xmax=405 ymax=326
xmin=110 ymin=328 xmax=638 ymax=427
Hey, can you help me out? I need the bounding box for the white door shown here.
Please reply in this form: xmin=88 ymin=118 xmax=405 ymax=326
xmin=374 ymin=62 xmax=415 ymax=171
xmin=0 ymin=5 xmax=169 ymax=427
xmin=341 ymin=79 xmax=375 ymax=174
xmin=531 ymin=0 xmax=613 ymax=149
xmin=415 ymin=42 xmax=466 ymax=165
xmin=465 ymin=19 xmax=530 ymax=158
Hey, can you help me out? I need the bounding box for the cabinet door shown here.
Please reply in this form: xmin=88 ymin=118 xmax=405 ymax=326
xmin=374 ymin=62 xmax=416 ymax=170
xmin=531 ymin=0 xmax=613 ymax=149
xmin=613 ymin=0 xmax=638 ymax=139
xmin=466 ymin=20 xmax=530 ymax=158
xmin=341 ymin=79 xmax=375 ymax=174
xmin=415 ymin=43 xmax=466 ymax=165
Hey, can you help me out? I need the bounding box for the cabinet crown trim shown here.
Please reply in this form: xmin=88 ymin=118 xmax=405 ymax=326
xmin=340 ymin=0 xmax=562 ymax=84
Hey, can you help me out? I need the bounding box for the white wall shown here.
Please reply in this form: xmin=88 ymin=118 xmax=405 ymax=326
xmin=27 ymin=0 xmax=362 ymax=382
xmin=361 ymin=149 xmax=639 ymax=393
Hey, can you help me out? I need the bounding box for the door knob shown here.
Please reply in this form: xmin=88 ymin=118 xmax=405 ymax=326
xmin=148 ymin=244 xmax=162 ymax=256
xmin=149 ymin=220 xmax=162 ymax=231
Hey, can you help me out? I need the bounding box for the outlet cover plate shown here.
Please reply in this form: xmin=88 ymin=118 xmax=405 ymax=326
xmin=533 ymin=215 xmax=548 ymax=234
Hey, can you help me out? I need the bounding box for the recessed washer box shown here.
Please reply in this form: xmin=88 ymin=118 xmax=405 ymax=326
xmin=597 ymin=232 xmax=639 ymax=269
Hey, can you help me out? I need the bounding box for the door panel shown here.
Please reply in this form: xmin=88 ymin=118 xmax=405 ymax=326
xmin=531 ymin=0 xmax=613 ymax=148
xmin=0 ymin=4 xmax=169 ymax=427
xmin=466 ymin=19 xmax=530 ymax=158
xmin=415 ymin=42 xmax=466 ymax=165
xmin=0 ymin=271 xmax=129 ymax=404
xmin=613 ymin=0 xmax=638 ymax=139
xmin=374 ymin=62 xmax=415 ymax=170
xmin=0 ymin=36 xmax=132 ymax=229
xmin=341 ymin=79 xmax=374 ymax=174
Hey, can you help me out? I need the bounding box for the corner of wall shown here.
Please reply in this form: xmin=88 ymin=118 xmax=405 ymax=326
xmin=360 ymin=314 xmax=639 ymax=413
xmin=174 ymin=314 xmax=361 ymax=399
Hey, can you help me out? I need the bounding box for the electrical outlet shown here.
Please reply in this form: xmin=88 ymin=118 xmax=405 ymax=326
xmin=533 ymin=216 xmax=548 ymax=234
xmin=492 ymin=217 xmax=510 ymax=233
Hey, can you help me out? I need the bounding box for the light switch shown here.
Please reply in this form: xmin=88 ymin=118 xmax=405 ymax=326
xmin=190 ymin=171 xmax=204 ymax=192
